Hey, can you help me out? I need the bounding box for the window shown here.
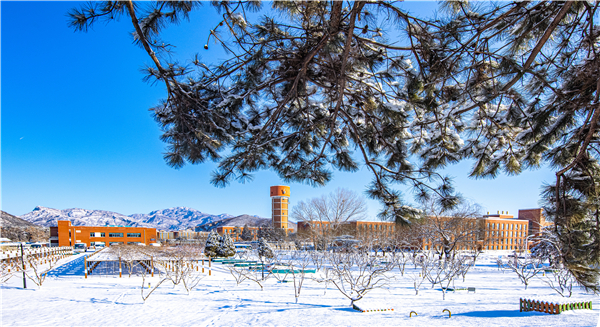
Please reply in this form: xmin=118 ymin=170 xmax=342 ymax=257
xmin=127 ymin=233 xmax=141 ymax=238
xmin=90 ymin=232 xmax=105 ymax=238
xmin=109 ymin=233 xmax=123 ymax=238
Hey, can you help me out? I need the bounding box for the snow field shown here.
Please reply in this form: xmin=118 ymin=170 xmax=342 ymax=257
xmin=1 ymin=252 xmax=599 ymax=326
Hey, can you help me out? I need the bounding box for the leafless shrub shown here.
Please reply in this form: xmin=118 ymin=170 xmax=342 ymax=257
xmin=541 ymin=265 xmax=576 ymax=297
xmin=310 ymin=251 xmax=325 ymax=271
xmin=498 ymin=255 xmax=546 ymax=290
xmin=288 ymin=250 xmax=312 ymax=303
xmin=419 ymin=250 xmax=465 ymax=300
xmin=23 ymin=251 xmax=60 ymax=288
xmin=1 ymin=260 xmax=15 ymax=284
xmin=408 ymin=256 xmax=428 ymax=295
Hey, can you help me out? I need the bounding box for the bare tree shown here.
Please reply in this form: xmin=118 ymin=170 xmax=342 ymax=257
xmin=292 ymin=188 xmax=367 ymax=249
xmin=317 ymin=243 xmax=395 ymax=306
xmin=420 ymin=199 xmax=484 ymax=261
xmin=1 ymin=260 xmax=14 ymax=284
xmin=408 ymin=253 xmax=430 ymax=295
xmin=498 ymin=254 xmax=546 ymax=290
xmin=138 ymin=251 xmax=168 ymax=303
xmin=115 ymin=245 xmax=139 ymax=278
xmin=530 ymin=227 xmax=577 ymax=297
xmin=310 ymin=250 xmax=325 ymax=272
xmin=22 ymin=250 xmax=61 ymax=288
xmin=155 ymin=245 xmax=205 ymax=294
xmin=227 ymin=245 xmax=272 ymax=291
xmin=288 ymin=250 xmax=312 ymax=304
xmin=420 ymin=250 xmax=465 ymax=300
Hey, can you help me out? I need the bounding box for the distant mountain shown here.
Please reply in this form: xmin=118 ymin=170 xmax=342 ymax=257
xmin=196 ymin=214 xmax=297 ymax=231
xmin=196 ymin=214 xmax=271 ymax=231
xmin=1 ymin=210 xmax=48 ymax=242
xmin=20 ymin=206 xmax=139 ymax=228
xmin=19 ymin=206 xmax=233 ymax=231
xmin=129 ymin=207 xmax=232 ymax=231
xmin=1 ymin=210 xmax=38 ymax=228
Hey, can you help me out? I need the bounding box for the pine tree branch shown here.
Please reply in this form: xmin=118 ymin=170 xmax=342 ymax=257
xmin=125 ymin=0 xmax=172 ymax=97
xmin=502 ymin=1 xmax=573 ymax=92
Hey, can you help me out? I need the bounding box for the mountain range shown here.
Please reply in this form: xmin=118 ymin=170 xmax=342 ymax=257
xmin=18 ymin=206 xmax=250 ymax=231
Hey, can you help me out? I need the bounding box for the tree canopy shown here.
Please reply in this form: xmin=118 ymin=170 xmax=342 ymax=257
xmin=69 ymin=0 xmax=599 ymax=291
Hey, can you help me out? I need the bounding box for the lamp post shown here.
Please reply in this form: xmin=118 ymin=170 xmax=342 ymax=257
xmin=20 ymin=243 xmax=27 ymax=289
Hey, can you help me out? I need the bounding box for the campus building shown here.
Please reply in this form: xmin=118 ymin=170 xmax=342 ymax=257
xmin=481 ymin=211 xmax=530 ymax=251
xmin=297 ymin=220 xmax=395 ymax=237
xmin=298 ymin=208 xmax=551 ymax=252
xmin=51 ymin=220 xmax=157 ymax=247
xmin=158 ymin=229 xmax=209 ymax=242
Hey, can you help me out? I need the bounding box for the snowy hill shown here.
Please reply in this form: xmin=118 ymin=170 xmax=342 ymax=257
xmin=1 ymin=210 xmax=38 ymax=228
xmin=19 ymin=206 xmax=232 ymax=231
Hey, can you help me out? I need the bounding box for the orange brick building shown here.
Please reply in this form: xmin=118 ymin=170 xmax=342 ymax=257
xmin=52 ymin=220 xmax=157 ymax=247
xmin=518 ymin=208 xmax=552 ymax=237
xmin=481 ymin=213 xmax=529 ymax=251
xmin=217 ymin=226 xmax=259 ymax=241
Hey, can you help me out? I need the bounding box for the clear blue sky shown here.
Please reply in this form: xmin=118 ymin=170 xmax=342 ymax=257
xmin=1 ymin=2 xmax=555 ymax=220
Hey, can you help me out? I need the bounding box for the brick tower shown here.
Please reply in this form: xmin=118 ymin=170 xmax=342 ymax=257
xmin=270 ymin=185 xmax=290 ymax=230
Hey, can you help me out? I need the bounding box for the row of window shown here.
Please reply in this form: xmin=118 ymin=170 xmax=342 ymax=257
xmin=488 ymin=238 xmax=523 ymax=245
xmin=488 ymin=231 xmax=525 ymax=237
xmin=360 ymin=224 xmax=394 ymax=231
xmin=487 ymin=245 xmax=521 ymax=250
xmin=487 ymin=222 xmax=526 ymax=230
xmin=89 ymin=232 xmax=141 ymax=238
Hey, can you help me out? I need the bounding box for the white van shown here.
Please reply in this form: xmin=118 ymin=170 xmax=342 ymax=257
xmin=73 ymin=243 xmax=87 ymax=253
xmin=93 ymin=242 xmax=105 ymax=250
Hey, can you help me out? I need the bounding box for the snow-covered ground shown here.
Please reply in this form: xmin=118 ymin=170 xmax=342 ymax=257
xmin=2 ymin=251 xmax=599 ymax=326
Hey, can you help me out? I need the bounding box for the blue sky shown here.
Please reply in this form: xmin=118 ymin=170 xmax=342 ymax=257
xmin=1 ymin=2 xmax=555 ymax=220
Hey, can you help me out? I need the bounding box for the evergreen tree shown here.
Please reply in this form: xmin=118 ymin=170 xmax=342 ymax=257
xmin=70 ymin=1 xmax=600 ymax=291
xmin=241 ymin=224 xmax=253 ymax=241
xmin=218 ymin=233 xmax=236 ymax=258
xmin=257 ymin=227 xmax=266 ymax=240
xmin=258 ymin=237 xmax=274 ymax=260
xmin=204 ymin=231 xmax=220 ymax=258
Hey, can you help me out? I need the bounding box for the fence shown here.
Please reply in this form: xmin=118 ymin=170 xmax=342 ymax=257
xmin=1 ymin=246 xmax=73 ymax=273
xmin=520 ymin=298 xmax=592 ymax=314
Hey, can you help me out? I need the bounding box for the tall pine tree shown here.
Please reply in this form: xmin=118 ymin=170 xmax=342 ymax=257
xmin=70 ymin=1 xmax=599 ymax=291
xmin=241 ymin=224 xmax=253 ymax=241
